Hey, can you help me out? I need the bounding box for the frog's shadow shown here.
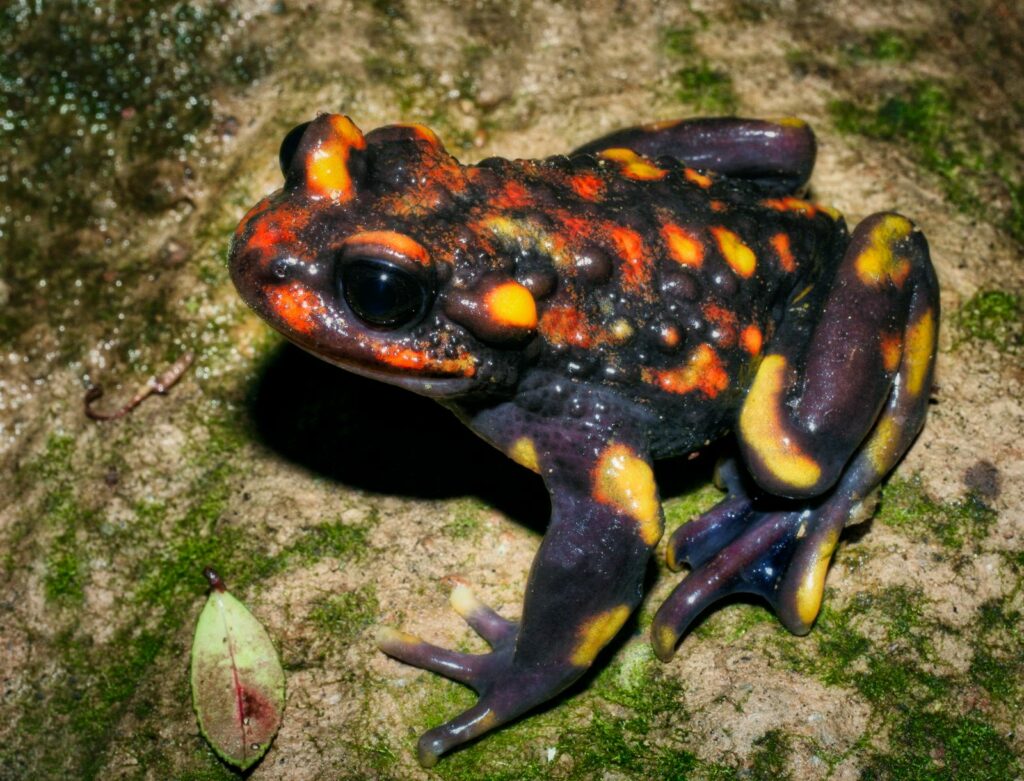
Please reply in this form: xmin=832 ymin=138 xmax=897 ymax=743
xmin=246 ymin=344 xmax=715 ymax=533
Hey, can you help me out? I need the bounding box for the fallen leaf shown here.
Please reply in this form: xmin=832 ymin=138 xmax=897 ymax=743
xmin=191 ymin=568 xmax=285 ymax=770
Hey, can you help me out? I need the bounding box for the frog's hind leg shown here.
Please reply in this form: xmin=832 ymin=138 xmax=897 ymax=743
xmin=652 ymin=213 xmax=939 ymax=658
xmin=571 ymin=117 xmax=816 ymax=194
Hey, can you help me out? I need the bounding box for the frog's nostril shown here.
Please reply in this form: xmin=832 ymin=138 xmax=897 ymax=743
xmin=269 ymin=257 xmax=291 ymax=280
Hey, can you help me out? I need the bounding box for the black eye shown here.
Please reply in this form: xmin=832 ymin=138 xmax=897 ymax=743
xmin=340 ymin=258 xmax=429 ymax=328
xmin=279 ymin=121 xmax=312 ymax=176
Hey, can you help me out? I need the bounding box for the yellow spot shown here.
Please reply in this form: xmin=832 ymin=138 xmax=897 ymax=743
xmin=854 ymin=215 xmax=913 ymax=288
xmin=864 ymin=415 xmax=900 ymax=474
xmin=739 ymin=355 xmax=822 ymax=491
xmin=449 ymin=584 xmax=480 ymax=618
xmin=376 ymin=626 xmax=421 ymax=647
xmin=662 ymin=223 xmax=704 ymax=268
xmin=710 ymin=226 xmax=756 ymax=278
xmin=599 ymin=148 xmax=667 ymax=180
xmin=653 ymin=624 xmax=677 ymax=660
xmin=795 ymin=529 xmax=840 ymax=627
xmin=610 ymin=318 xmax=634 ymax=343
xmin=486 ymin=281 xmax=538 ymax=329
xmin=776 ymin=116 xmax=807 ymax=127
xmin=509 ymin=437 xmax=540 ymax=473
xmin=684 ymin=168 xmax=713 ymax=188
xmin=905 ymin=309 xmax=936 ymax=397
xmin=570 ymin=605 xmax=631 ymax=666
xmin=593 ymin=444 xmax=662 ymax=545
xmin=306 ymin=116 xmax=366 ymax=202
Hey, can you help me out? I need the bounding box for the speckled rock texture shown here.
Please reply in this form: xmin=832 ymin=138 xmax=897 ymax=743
xmin=1 ymin=1 xmax=1021 ymax=779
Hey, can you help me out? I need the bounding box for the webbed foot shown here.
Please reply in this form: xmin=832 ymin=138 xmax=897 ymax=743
xmin=652 ymin=467 xmax=855 ymax=660
xmin=378 ymin=585 xmax=577 ymax=767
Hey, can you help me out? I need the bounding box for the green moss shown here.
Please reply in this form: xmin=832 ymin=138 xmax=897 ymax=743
xmin=846 ymin=30 xmax=918 ymax=63
xmin=0 ymin=1 xmax=283 ymax=350
xmin=443 ymin=499 xmax=486 ymax=540
xmin=288 ymin=518 xmax=373 ymax=564
xmin=954 ymin=290 xmax=1023 ymax=352
xmin=773 ymin=584 xmax=1023 ymax=779
xmin=861 ymin=712 xmax=1019 ymax=781
xmin=661 ymin=27 xmax=739 ymax=114
xmin=777 ymin=586 xmax=950 ymax=707
xmin=749 ymin=729 xmax=792 ymax=781
xmin=43 ymin=529 xmax=86 ymax=604
xmin=308 ymin=586 xmax=380 ymax=647
xmin=829 ymin=80 xmax=1024 ymax=244
xmin=875 ymin=476 xmax=997 ymax=549
xmin=968 ymin=598 xmax=1023 ymax=707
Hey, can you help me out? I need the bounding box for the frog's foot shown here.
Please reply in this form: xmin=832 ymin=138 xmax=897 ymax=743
xmin=652 ymin=483 xmax=857 ymax=660
xmin=378 ymin=585 xmax=575 ymax=767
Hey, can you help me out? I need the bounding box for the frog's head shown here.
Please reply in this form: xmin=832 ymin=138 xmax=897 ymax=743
xmin=230 ymin=114 xmax=541 ymax=398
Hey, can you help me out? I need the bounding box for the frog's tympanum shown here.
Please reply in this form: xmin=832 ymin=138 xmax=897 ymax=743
xmin=230 ymin=114 xmax=938 ymax=766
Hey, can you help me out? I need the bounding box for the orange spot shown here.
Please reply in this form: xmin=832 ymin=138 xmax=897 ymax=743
xmin=306 ymin=115 xmax=366 ymax=202
xmin=709 ymin=200 xmax=728 ymax=212
xmin=642 ymin=344 xmax=729 ymax=398
xmin=343 ymin=230 xmax=430 ymax=266
xmin=770 ymin=232 xmax=796 ymax=273
xmin=485 ymin=282 xmax=538 ymax=329
xmin=704 ymin=304 xmax=738 ymax=347
xmin=762 ymin=196 xmax=817 ymax=216
xmin=741 ymin=325 xmax=763 ymax=355
xmin=660 ymin=325 xmax=681 ymax=349
xmin=711 ymin=226 xmax=756 ymax=278
xmin=609 ymin=226 xmax=649 ymax=288
xmin=248 ymin=208 xmax=309 ymax=253
xmin=599 ymin=148 xmax=667 ymax=180
xmin=270 ymin=283 xmax=321 ymax=335
xmin=372 ymin=344 xmax=476 ymax=376
xmin=662 ymin=224 xmax=704 ymax=268
xmin=684 ymin=168 xmax=713 ymax=188
xmin=539 ymin=306 xmax=593 ymax=348
xmin=570 ymin=173 xmax=605 ymax=201
xmin=880 ymin=332 xmax=903 ymax=373
xmin=396 ymin=122 xmax=442 ymax=146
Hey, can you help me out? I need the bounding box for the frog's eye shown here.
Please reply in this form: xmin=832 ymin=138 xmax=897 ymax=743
xmin=340 ymin=257 xmax=431 ymax=329
xmin=279 ymin=121 xmax=312 ymax=176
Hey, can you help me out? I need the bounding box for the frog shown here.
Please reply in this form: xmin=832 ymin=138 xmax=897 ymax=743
xmin=229 ymin=113 xmax=939 ymax=767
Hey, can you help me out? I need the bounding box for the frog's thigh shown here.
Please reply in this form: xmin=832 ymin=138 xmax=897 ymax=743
xmin=571 ymin=117 xmax=816 ymax=194
xmin=738 ymin=213 xmax=939 ymax=499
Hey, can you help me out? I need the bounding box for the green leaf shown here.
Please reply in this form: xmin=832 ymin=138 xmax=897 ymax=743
xmin=190 ymin=569 xmax=285 ymax=770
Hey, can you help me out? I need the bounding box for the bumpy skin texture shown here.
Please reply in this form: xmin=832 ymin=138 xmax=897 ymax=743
xmin=230 ymin=114 xmax=939 ymax=766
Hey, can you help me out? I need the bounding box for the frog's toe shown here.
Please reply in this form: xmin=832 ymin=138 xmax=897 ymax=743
xmin=416 ymin=701 xmax=501 ymax=768
xmin=449 ymin=584 xmax=517 ymax=647
xmin=654 ymin=492 xmax=852 ymax=659
xmin=376 ymin=626 xmax=485 ymax=687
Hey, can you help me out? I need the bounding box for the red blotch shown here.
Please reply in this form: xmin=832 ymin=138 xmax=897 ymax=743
xmin=540 ymin=306 xmax=593 ymax=348
xmin=770 ymin=232 xmax=796 ymax=272
xmin=570 ymin=173 xmax=606 ymax=201
xmin=703 ymin=304 xmax=739 ymax=347
xmin=609 ymin=225 xmax=649 ymax=289
xmin=741 ymin=324 xmax=763 ymax=355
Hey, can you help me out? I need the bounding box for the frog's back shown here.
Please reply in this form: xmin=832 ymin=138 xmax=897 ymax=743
xmin=450 ymin=150 xmax=847 ymax=450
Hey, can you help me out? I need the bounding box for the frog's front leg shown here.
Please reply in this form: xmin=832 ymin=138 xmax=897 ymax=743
xmin=652 ymin=213 xmax=939 ymax=657
xmin=378 ymin=395 xmax=661 ymax=766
